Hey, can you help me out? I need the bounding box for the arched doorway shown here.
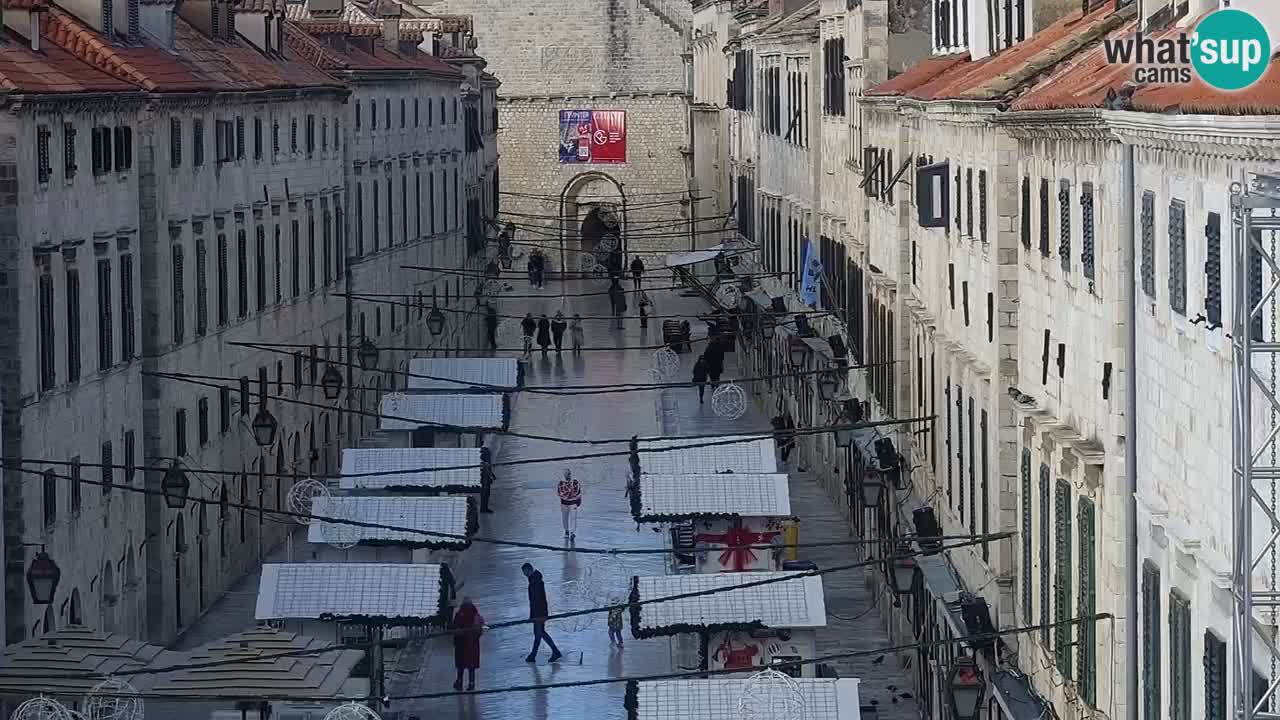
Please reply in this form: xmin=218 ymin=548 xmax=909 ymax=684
xmin=100 ymin=561 xmax=116 ymax=633
xmin=560 ymin=171 xmax=627 ymax=278
xmin=69 ymin=588 xmax=82 ymax=626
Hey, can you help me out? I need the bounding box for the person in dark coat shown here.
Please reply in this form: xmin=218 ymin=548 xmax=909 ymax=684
xmin=692 ymin=354 xmax=710 ymax=403
xmin=550 ymin=311 xmax=568 ymax=352
xmin=608 ymin=281 xmax=627 ymax=329
xmin=704 ymin=344 xmax=725 ymax=385
xmin=532 ymin=252 xmax=546 ymax=288
xmin=484 ymin=305 xmax=500 ymax=351
xmin=522 ymin=563 xmax=562 ymax=662
xmin=536 ymin=314 xmax=552 ymax=354
xmin=521 ymin=313 xmax=537 ymax=340
xmin=630 ymin=256 xmax=645 ymax=290
xmin=779 ymin=412 xmax=797 ymax=465
xmin=450 ymin=598 xmax=485 ymax=690
xmin=479 ymin=446 xmax=495 ymax=513
xmin=526 ymin=256 xmax=538 ymax=286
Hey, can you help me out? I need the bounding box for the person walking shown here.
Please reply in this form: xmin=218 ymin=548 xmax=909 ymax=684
xmin=484 ymin=305 xmax=500 ymax=351
xmin=450 ymin=598 xmax=485 ymax=690
xmin=521 ymin=313 xmax=537 ymax=358
xmin=479 ymin=446 xmax=495 ymax=513
xmin=608 ymin=281 xmax=627 ymax=330
xmin=692 ymin=353 xmax=710 ymax=404
xmin=522 ymin=563 xmax=562 ymax=663
xmin=607 ymin=597 xmax=625 ymax=647
xmin=557 ymin=469 xmax=582 ymax=541
xmin=533 ymin=252 xmax=546 ymax=289
xmin=526 ymin=255 xmax=538 ymax=287
xmin=550 ymin=311 xmax=568 ymax=353
xmin=536 ymin=314 xmax=552 ymax=355
xmin=570 ymin=314 xmax=585 ymax=355
xmin=705 ymin=343 xmax=725 ymax=386
xmin=638 ymin=290 xmax=652 ymax=329
xmin=630 ymin=256 xmax=645 ymax=290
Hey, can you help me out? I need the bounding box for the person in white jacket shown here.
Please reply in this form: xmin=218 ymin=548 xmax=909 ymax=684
xmin=557 ymin=469 xmax=583 ymax=541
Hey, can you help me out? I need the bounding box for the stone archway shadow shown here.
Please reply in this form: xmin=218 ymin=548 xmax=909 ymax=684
xmin=559 ymin=171 xmax=627 ymax=278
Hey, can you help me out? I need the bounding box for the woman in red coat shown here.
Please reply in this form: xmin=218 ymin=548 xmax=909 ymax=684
xmin=451 ymin=598 xmax=485 ymax=690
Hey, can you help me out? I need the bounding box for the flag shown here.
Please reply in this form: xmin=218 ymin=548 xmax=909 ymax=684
xmin=799 ymin=241 xmax=822 ymax=307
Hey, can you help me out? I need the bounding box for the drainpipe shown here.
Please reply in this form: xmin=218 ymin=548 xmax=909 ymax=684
xmin=1122 ymin=140 xmax=1140 ymax=720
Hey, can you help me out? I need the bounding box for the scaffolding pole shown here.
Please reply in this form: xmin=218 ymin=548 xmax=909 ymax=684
xmin=1232 ymin=172 xmax=1280 ymax=720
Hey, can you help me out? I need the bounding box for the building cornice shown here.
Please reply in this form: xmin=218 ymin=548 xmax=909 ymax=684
xmin=496 ymin=90 xmax=689 ymax=104
xmin=994 ymin=108 xmax=1280 ymax=158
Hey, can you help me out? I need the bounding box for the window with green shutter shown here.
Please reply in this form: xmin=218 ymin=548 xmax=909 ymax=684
xmin=1021 ymin=449 xmax=1033 ymax=623
xmin=1053 ymin=478 xmax=1073 ymax=676
xmin=1141 ymin=563 xmax=1161 ymax=720
xmin=1169 ymin=591 xmax=1191 ymax=720
xmin=1039 ymin=464 xmax=1051 ymax=646
xmin=1077 ymin=498 xmax=1097 ymax=705
xmin=1204 ymin=631 xmax=1227 ymax=720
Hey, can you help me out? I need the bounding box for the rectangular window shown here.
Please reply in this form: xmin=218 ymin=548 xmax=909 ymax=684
xmin=322 ymin=204 xmax=333 ymax=284
xmin=236 ymin=229 xmax=248 ymax=319
xmin=1039 ymin=178 xmax=1051 ymax=257
xmin=1021 ymin=449 xmax=1033 ymax=623
xmin=1078 ymin=498 xmax=1097 ymax=704
xmin=945 ymin=382 xmax=953 ymax=503
xmin=386 ymin=98 xmax=392 ymax=129
xmin=978 ymin=170 xmax=988 ymax=243
xmin=62 ymin=123 xmax=76 ymax=180
xmin=1021 ymin=176 xmax=1031 ymax=249
xmin=355 ymin=183 xmax=365 ymax=257
xmin=290 ymin=117 xmax=298 ymax=153
xmin=305 ymin=114 xmax=315 ymax=155
xmin=216 ymin=234 xmax=228 ymax=327
xmin=66 ymin=268 xmax=80 ymax=382
xmin=253 ymin=116 xmax=263 ymax=160
xmin=70 ymin=459 xmax=81 ymax=515
xmin=965 ymin=168 xmax=974 ymax=237
xmin=273 ymin=224 xmax=282 ymax=303
xmin=1059 ymin=179 xmax=1071 ymax=272
xmin=91 ymin=126 xmax=112 ymax=175
xmin=97 ymin=259 xmax=113 ymax=370
xmin=979 ymin=409 xmax=990 ymax=562
xmin=400 ymin=98 xmax=406 ymax=127
xmin=171 ymin=245 xmax=184 ymax=344
xmin=192 ymin=119 xmax=204 ymax=167
xmin=1169 ymin=199 xmax=1187 ymax=315
xmin=219 ymin=385 xmax=231 ymax=434
xmin=175 ymin=408 xmax=187 ymax=457
xmin=235 ymin=115 xmax=245 ymax=159
xmin=39 ymin=271 xmax=54 ymax=390
xmin=291 ymin=220 xmax=300 ymax=297
xmin=43 ymin=469 xmax=57 ymax=526
xmin=272 ymin=118 xmax=280 ymax=157
xmin=37 ymin=122 xmax=51 ymax=180
xmin=1170 ymin=591 xmax=1191 ymax=720
xmin=120 ymin=255 xmax=134 ymax=359
xmin=1206 ymin=212 xmax=1222 ymax=327
xmin=198 ymin=396 xmax=209 ymax=446
xmin=1054 ymin=478 xmax=1073 ymax=676
xmin=1039 ymin=463 xmax=1051 ymax=646
xmin=195 ymin=236 xmax=207 ymax=336
xmin=102 ymin=446 xmax=115 ymax=503
xmin=308 ymin=207 xmax=316 ymax=292
xmin=1142 ymin=563 xmax=1161 ymax=720
xmin=112 ymin=126 xmax=132 ymax=171
xmin=123 ymin=430 xmax=135 ymax=485
xmin=215 ymin=119 xmax=231 ymax=163
xmin=401 ymin=175 xmax=408 ymax=245
xmin=1205 ymin=632 xmax=1228 ymax=720
xmin=254 ymin=225 xmax=266 ymax=311
xmin=372 ymin=182 xmax=380 ymax=250
xmin=1141 ymin=190 xmax=1157 ymax=298
xmin=386 ymin=177 xmax=393 ymax=242
xmin=429 ymin=173 xmax=436 ymax=236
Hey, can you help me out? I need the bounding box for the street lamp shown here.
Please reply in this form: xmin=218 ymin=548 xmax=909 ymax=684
xmin=861 ymin=471 xmax=885 ymax=508
xmin=161 ymin=461 xmax=190 ymax=509
xmin=888 ymin=542 xmax=917 ymax=595
xmin=426 ymin=307 xmax=447 ymax=337
xmin=834 ymin=423 xmax=855 ymax=449
xmin=818 ymin=370 xmax=842 ymax=401
xmin=357 ymin=338 xmax=380 ymax=371
xmin=484 ymin=259 xmax=500 ymax=279
xmin=251 ymin=407 xmax=279 ymax=448
xmin=25 ymin=550 xmax=60 ymax=606
xmin=787 ymin=336 xmax=811 ymax=369
xmin=499 ymin=255 xmax=513 ymax=270
xmin=947 ymin=656 xmax=986 ymax=720
xmin=761 ymin=315 xmax=776 ymax=340
xmin=320 ymin=364 xmax=344 ymax=401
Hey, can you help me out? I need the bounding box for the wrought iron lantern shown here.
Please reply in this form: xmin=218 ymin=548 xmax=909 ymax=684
xmin=26 ymin=550 xmax=61 ymax=605
xmin=484 ymin=260 xmax=501 ymax=279
xmin=161 ymin=461 xmax=190 ymax=509
xmin=761 ymin=315 xmax=776 ymax=340
xmin=834 ymin=424 xmax=855 ymax=449
xmin=817 ymin=370 xmax=842 ymax=401
xmin=861 ymin=471 xmax=885 ymax=508
xmin=426 ymin=307 xmax=447 ymax=337
xmin=888 ymin=542 xmax=917 ymax=595
xmin=251 ymin=407 xmax=279 ymax=448
xmin=357 ymin=338 xmax=380 ymax=371
xmin=320 ymin=364 xmax=344 ymax=401
xmin=787 ymin=336 xmax=811 ymax=369
xmin=947 ymin=656 xmax=986 ymax=720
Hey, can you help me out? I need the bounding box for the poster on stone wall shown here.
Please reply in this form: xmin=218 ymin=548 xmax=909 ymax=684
xmin=558 ymin=110 xmax=626 ymax=164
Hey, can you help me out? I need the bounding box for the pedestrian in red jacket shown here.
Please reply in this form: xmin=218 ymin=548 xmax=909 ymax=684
xmin=451 ymin=599 xmax=485 ymax=690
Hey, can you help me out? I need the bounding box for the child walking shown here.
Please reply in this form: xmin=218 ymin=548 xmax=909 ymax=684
xmin=607 ymin=597 xmax=625 ymax=647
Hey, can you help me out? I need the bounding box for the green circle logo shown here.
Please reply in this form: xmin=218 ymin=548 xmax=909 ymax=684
xmin=1192 ymin=9 xmax=1271 ymax=91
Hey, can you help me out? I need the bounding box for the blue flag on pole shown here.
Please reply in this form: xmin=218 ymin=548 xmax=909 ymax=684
xmin=799 ymin=241 xmax=822 ymax=307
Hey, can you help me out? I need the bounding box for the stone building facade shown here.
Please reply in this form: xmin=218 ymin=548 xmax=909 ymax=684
xmin=0 ymin=0 xmax=491 ymax=647
xmin=411 ymin=0 xmax=694 ymax=273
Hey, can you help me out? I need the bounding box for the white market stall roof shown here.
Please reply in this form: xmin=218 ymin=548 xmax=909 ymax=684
xmin=339 ymin=447 xmax=481 ymax=492
xmin=629 ymin=679 xmax=862 ymax=720
xmin=407 ymin=357 xmax=522 ymax=392
xmin=308 ymin=495 xmax=475 ymax=549
xmin=638 ymin=435 xmax=778 ymax=474
xmin=632 ymin=473 xmax=791 ymax=522
xmin=631 ymin=572 xmax=827 ymax=636
xmin=665 ymin=249 xmax=723 ymax=268
xmin=380 ymin=393 xmax=508 ymax=431
xmin=255 ymin=563 xmax=446 ymax=625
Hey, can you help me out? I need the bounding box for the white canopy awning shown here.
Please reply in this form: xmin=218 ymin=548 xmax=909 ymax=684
xmin=638 ymin=435 xmax=778 ymax=474
xmin=634 ymin=473 xmax=791 ymax=521
xmin=255 ymin=563 xmax=444 ymax=623
xmin=633 ymin=572 xmax=827 ymax=633
xmin=340 ymin=448 xmax=481 ymax=491
xmin=665 ymin=249 xmax=723 ymax=268
xmin=308 ymin=495 xmax=473 ymax=548
xmin=631 ymin=679 xmax=862 ymax=720
xmin=380 ymin=393 xmax=506 ymax=431
xmin=406 ymin=357 xmax=521 ymax=392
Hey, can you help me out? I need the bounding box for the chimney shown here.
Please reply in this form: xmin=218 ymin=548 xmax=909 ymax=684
xmin=308 ymin=0 xmax=342 ymax=18
xmin=30 ymin=10 xmax=38 ymax=51
xmin=374 ymin=0 xmax=401 ymax=51
xmin=1031 ymin=0 xmax=1077 ymax=34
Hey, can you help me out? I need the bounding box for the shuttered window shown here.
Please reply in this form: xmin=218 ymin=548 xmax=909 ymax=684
xmin=967 ymin=398 xmax=976 ymax=539
xmin=236 ymin=229 xmax=248 ymax=319
xmin=235 ymin=116 xmax=245 ymax=159
xmin=192 ymin=119 xmax=204 ymax=167
xmin=1142 ymin=563 xmax=1162 ymax=720
xmin=70 ymin=458 xmax=81 ymax=515
xmin=1206 ymin=212 xmax=1222 ymax=328
xmin=1053 ymin=478 xmax=1073 ymax=676
xmin=1039 ymin=179 xmax=1051 ymax=257
xmin=1059 ymin=180 xmax=1071 ymax=272
xmin=1251 ymin=228 xmax=1265 ymax=341
xmin=1078 ymin=498 xmax=1097 ymax=704
xmin=39 ymin=271 xmax=55 ymax=390
xmin=195 ymin=237 xmax=207 ymax=336
xmin=254 ymin=225 xmax=266 ymax=312
xmin=33 ymin=125 xmax=48 ymax=184
xmin=215 ymin=234 xmax=228 ymax=327
xmin=170 ymin=118 xmax=182 ymax=168
xmin=1141 ymin=191 xmax=1156 ymax=298
xmin=63 ymin=123 xmax=77 ymax=179
xmin=945 ymin=382 xmax=953 ymax=507
xmin=291 ymin=220 xmax=300 ymax=297
xmin=273 ymin=224 xmax=282 ymax=303
xmin=307 ymin=206 xmax=316 ymax=292
xmin=1081 ymin=182 xmax=1095 ymax=280
xmin=1204 ymin=632 xmax=1227 ymax=720
xmin=1039 ymin=463 xmax=1051 ymax=645
xmin=957 ymin=385 xmax=965 ymax=520
xmin=171 ymin=246 xmax=184 ymax=344
xmin=120 ymin=255 xmax=134 ymax=359
xmin=966 ymin=168 xmax=974 ymax=237
xmin=1169 ymin=199 xmax=1187 ymax=315
xmin=1170 ymin=591 xmax=1191 ymax=720
xmin=1015 ymin=449 xmax=1032 ymax=622
xmin=980 ymin=410 xmax=990 ymax=562
xmin=978 ymin=170 xmax=988 ymax=243
xmin=97 ymin=259 xmax=112 ymax=370
xmin=66 ymin=268 xmax=80 ymax=383
xmin=1021 ymin=176 xmax=1031 ymax=249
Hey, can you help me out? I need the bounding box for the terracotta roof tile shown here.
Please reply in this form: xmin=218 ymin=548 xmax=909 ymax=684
xmin=866 ymin=53 xmax=969 ymax=96
xmin=871 ymin=3 xmax=1136 ymax=103
xmin=0 ymin=27 xmax=136 ymax=94
xmin=4 ymin=0 xmax=49 ymax=11
xmin=289 ymin=19 xmax=459 ymax=77
xmin=1012 ymin=13 xmax=1280 ymax=114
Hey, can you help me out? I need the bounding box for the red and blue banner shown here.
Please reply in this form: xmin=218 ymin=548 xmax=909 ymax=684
xmin=559 ymin=110 xmax=627 ymax=164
